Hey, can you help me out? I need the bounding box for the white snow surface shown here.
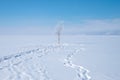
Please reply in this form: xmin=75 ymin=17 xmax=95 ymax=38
xmin=0 ymin=35 xmax=120 ymax=80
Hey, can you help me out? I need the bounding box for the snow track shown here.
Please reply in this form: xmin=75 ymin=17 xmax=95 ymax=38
xmin=64 ymin=49 xmax=91 ymax=80
xmin=0 ymin=44 xmax=91 ymax=80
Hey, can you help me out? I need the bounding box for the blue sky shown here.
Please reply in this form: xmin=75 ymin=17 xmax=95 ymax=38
xmin=0 ymin=0 xmax=120 ymax=35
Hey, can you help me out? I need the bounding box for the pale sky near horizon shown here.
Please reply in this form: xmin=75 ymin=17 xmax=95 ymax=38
xmin=0 ymin=0 xmax=120 ymax=35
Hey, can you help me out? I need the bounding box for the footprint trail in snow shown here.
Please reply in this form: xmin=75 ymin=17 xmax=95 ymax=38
xmin=0 ymin=43 xmax=91 ymax=80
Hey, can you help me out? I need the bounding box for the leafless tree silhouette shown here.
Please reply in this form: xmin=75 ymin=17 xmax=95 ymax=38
xmin=56 ymin=21 xmax=64 ymax=45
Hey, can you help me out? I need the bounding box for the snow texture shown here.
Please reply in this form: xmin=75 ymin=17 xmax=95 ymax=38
xmin=0 ymin=43 xmax=91 ymax=80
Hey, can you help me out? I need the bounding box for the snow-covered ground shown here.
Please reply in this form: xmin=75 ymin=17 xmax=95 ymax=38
xmin=0 ymin=35 xmax=120 ymax=80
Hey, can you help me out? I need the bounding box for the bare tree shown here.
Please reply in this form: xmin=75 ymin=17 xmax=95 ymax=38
xmin=56 ymin=21 xmax=64 ymax=45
